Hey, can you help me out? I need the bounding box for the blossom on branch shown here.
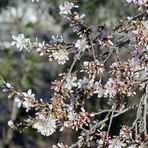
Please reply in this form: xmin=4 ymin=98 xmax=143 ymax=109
xmin=11 ymin=34 xmax=31 ymax=51
xmin=59 ymin=2 xmax=78 ymax=16
xmin=65 ymin=76 xmax=77 ymax=90
xmin=52 ymin=49 xmax=69 ymax=65
xmin=75 ymin=38 xmax=89 ymax=51
xmin=33 ymin=114 xmax=57 ymax=136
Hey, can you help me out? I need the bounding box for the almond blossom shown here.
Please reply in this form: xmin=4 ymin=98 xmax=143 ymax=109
xmin=14 ymin=97 xmax=22 ymax=108
xmin=75 ymin=38 xmax=89 ymax=51
xmin=104 ymin=78 xmax=117 ymax=98
xmin=52 ymin=49 xmax=69 ymax=65
xmin=93 ymin=82 xmax=105 ymax=98
xmin=3 ymin=0 xmax=148 ymax=147
xmin=59 ymin=2 xmax=78 ymax=16
xmin=11 ymin=34 xmax=31 ymax=51
xmin=22 ymin=89 xmax=36 ymax=112
xmin=64 ymin=76 xmax=77 ymax=90
xmin=33 ymin=114 xmax=57 ymax=136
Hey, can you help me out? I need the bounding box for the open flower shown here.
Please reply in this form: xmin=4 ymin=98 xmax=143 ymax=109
xmin=33 ymin=114 xmax=57 ymax=136
xmin=93 ymin=82 xmax=105 ymax=98
xmin=11 ymin=34 xmax=31 ymax=51
xmin=109 ymin=139 xmax=126 ymax=148
xmin=14 ymin=97 xmax=22 ymax=108
xmin=22 ymin=89 xmax=35 ymax=112
xmin=59 ymin=2 xmax=78 ymax=16
xmin=75 ymin=38 xmax=89 ymax=51
xmin=52 ymin=49 xmax=69 ymax=65
xmin=65 ymin=76 xmax=77 ymax=90
xmin=104 ymin=78 xmax=117 ymax=98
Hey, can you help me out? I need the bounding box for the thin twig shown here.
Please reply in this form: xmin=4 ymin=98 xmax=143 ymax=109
xmin=143 ymin=85 xmax=148 ymax=136
xmin=107 ymin=104 xmax=116 ymax=135
xmin=68 ymin=50 xmax=82 ymax=76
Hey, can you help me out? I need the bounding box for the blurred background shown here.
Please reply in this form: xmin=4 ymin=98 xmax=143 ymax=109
xmin=0 ymin=0 xmax=136 ymax=147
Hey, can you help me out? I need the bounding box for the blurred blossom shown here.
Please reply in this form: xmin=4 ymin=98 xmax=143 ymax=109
xmin=36 ymin=41 xmax=45 ymax=56
xmin=6 ymin=83 xmax=12 ymax=88
xmin=32 ymin=0 xmax=39 ymax=2
xmin=14 ymin=97 xmax=22 ymax=108
xmin=52 ymin=35 xmax=63 ymax=43
xmin=53 ymin=143 xmax=68 ymax=148
xmin=11 ymin=34 xmax=31 ymax=51
xmin=75 ymin=38 xmax=89 ymax=51
xmin=0 ymin=1 xmax=61 ymax=36
xmin=67 ymin=111 xmax=75 ymax=120
xmin=126 ymin=0 xmax=148 ymax=5
xmin=126 ymin=0 xmax=133 ymax=3
xmin=0 ymin=3 xmax=38 ymax=24
xmin=74 ymin=12 xmax=85 ymax=20
xmin=59 ymin=2 xmax=78 ymax=16
xmin=8 ymin=120 xmax=15 ymax=128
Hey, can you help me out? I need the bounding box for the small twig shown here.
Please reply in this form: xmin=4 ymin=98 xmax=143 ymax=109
xmin=132 ymin=96 xmax=143 ymax=130
xmin=68 ymin=49 xmax=82 ymax=76
xmin=143 ymin=85 xmax=148 ymax=136
xmin=93 ymin=109 xmax=118 ymax=116
xmin=107 ymin=104 xmax=116 ymax=135
xmin=5 ymin=101 xmax=18 ymax=146
xmin=69 ymin=105 xmax=137 ymax=148
xmin=90 ymin=41 xmax=96 ymax=60
xmin=103 ymin=48 xmax=114 ymax=64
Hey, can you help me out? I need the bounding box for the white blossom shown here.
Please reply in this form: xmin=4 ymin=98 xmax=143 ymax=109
xmin=8 ymin=120 xmax=15 ymax=128
xmin=96 ymin=60 xmax=104 ymax=74
xmin=93 ymin=82 xmax=105 ymax=98
xmin=6 ymin=83 xmax=12 ymax=88
xmin=104 ymin=78 xmax=117 ymax=98
xmin=32 ymin=0 xmax=39 ymax=2
xmin=22 ymin=89 xmax=35 ymax=112
xmin=75 ymin=38 xmax=89 ymax=51
xmin=126 ymin=0 xmax=133 ymax=3
xmin=14 ymin=97 xmax=22 ymax=108
xmin=59 ymin=2 xmax=78 ymax=16
xmin=52 ymin=49 xmax=69 ymax=64
xmin=126 ymin=0 xmax=147 ymax=5
xmin=52 ymin=35 xmax=63 ymax=43
xmin=74 ymin=12 xmax=85 ymax=20
xmin=109 ymin=139 xmax=126 ymax=148
xmin=36 ymin=41 xmax=45 ymax=56
xmin=11 ymin=34 xmax=31 ymax=51
xmin=53 ymin=143 xmax=67 ymax=148
xmin=65 ymin=76 xmax=77 ymax=90
xmin=0 ymin=3 xmax=38 ymax=24
xmin=33 ymin=114 xmax=57 ymax=136
xmin=67 ymin=111 xmax=75 ymax=121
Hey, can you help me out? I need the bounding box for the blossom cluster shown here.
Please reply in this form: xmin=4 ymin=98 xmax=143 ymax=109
xmin=126 ymin=0 xmax=148 ymax=11
xmin=96 ymin=125 xmax=148 ymax=148
xmin=2 ymin=0 xmax=148 ymax=148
